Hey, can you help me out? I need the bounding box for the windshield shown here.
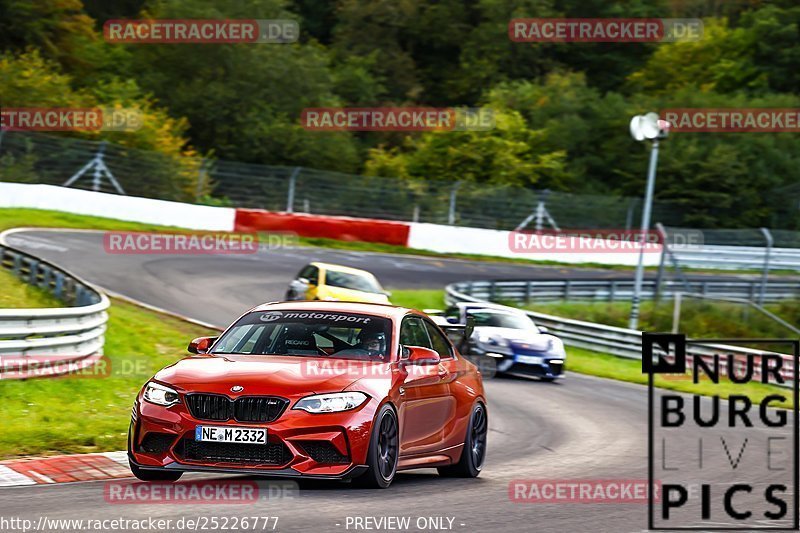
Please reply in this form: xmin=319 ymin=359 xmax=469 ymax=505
xmin=468 ymin=310 xmax=536 ymax=330
xmin=325 ymin=270 xmax=383 ymax=294
xmin=212 ymin=310 xmax=393 ymax=362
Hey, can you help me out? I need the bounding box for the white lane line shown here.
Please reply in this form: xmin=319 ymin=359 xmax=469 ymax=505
xmin=0 ymin=465 xmax=36 ymax=487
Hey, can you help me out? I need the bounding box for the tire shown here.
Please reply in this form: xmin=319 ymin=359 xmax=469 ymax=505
xmin=438 ymin=402 xmax=487 ymax=478
xmin=127 ymin=422 xmax=182 ymax=482
xmin=352 ymin=404 xmax=399 ymax=488
xmin=129 ymin=460 xmax=183 ymax=482
xmin=540 ymin=377 xmax=556 ymax=382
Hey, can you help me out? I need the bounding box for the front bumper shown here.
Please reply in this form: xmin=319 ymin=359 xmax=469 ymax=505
xmin=129 ymin=395 xmax=377 ymax=479
xmin=470 ymin=347 xmax=565 ymax=379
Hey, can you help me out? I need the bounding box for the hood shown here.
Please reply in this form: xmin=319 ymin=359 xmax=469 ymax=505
xmin=154 ymin=354 xmax=388 ymax=397
xmin=475 ymin=327 xmax=554 ymax=352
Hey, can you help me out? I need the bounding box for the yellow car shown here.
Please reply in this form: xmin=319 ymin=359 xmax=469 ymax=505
xmin=285 ymin=262 xmax=391 ymax=304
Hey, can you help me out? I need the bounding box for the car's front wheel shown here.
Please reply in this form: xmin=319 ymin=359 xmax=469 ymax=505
xmin=353 ymin=404 xmax=398 ymax=489
xmin=438 ymin=402 xmax=487 ymax=478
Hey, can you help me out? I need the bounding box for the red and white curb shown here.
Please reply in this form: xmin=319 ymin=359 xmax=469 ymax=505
xmin=0 ymin=451 xmax=132 ymax=488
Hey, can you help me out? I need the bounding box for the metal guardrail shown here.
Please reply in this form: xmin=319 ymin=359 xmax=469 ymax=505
xmin=671 ymin=245 xmax=800 ymax=271
xmin=445 ymin=281 xmax=796 ymax=386
xmin=454 ymin=278 xmax=800 ymax=303
xmin=0 ymin=231 xmax=109 ymax=379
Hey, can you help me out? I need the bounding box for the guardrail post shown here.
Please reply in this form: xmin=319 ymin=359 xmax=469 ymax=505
xmin=701 ymin=282 xmax=708 ymax=295
xmin=40 ymin=265 xmax=51 ymax=289
xmin=28 ymin=259 xmax=39 ymax=285
xmin=448 ymin=181 xmax=461 ymax=225
xmin=525 ymin=281 xmax=532 ymax=304
xmin=609 ymin=281 xmax=616 ymax=301
xmin=54 ymin=272 xmax=64 ymax=299
xmin=286 ymin=167 xmax=300 ymax=213
xmin=564 ymin=280 xmax=571 ymax=301
xmin=488 ymin=281 xmax=496 ymax=302
xmin=758 ymin=227 xmax=773 ymax=305
xmin=12 ymin=253 xmax=22 ymax=275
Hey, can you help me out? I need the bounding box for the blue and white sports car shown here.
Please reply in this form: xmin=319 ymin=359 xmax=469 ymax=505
xmin=436 ymin=303 xmax=566 ymax=382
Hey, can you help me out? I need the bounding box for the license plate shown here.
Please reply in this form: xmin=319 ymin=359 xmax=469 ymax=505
xmin=195 ymin=426 xmax=267 ymax=444
xmin=516 ymin=355 xmax=543 ymax=365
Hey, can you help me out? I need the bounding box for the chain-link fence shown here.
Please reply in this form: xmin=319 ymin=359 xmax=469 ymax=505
xmin=0 ymin=130 xmax=795 ymax=234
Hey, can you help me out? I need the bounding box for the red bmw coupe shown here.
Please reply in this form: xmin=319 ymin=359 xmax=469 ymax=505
xmin=128 ymin=301 xmax=487 ymax=488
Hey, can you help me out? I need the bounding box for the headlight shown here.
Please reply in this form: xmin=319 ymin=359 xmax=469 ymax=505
xmin=293 ymin=392 xmax=368 ymax=413
xmin=143 ymin=382 xmax=181 ymax=406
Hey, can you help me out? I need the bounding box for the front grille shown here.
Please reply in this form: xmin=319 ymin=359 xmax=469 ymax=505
xmin=138 ymin=432 xmax=176 ymax=454
xmin=186 ymin=394 xmax=233 ymax=421
xmin=234 ymin=397 xmax=289 ymax=422
xmin=299 ymin=441 xmax=349 ymax=464
xmin=179 ymin=438 xmax=292 ymax=465
xmin=186 ymin=394 xmax=288 ymax=422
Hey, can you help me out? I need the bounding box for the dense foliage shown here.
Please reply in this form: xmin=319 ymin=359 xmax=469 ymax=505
xmin=1 ymin=0 xmax=799 ymax=227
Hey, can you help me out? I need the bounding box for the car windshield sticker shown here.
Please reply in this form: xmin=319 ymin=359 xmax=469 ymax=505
xmin=257 ymin=311 xmax=372 ymax=324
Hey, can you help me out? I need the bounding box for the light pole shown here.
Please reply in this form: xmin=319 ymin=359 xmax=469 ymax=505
xmin=628 ymin=113 xmax=669 ymax=330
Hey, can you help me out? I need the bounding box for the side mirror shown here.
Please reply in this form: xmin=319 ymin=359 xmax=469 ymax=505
xmin=401 ymin=346 xmax=441 ymax=366
xmin=188 ymin=336 xmax=217 ymax=354
xmin=538 ymin=326 xmax=549 ymax=334
xmin=382 ymin=290 xmax=392 ymax=297
xmin=297 ymin=277 xmax=310 ymax=285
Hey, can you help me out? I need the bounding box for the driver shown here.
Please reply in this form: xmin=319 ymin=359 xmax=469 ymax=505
xmin=358 ymin=330 xmax=386 ymax=356
xmin=334 ymin=329 xmax=387 ymax=358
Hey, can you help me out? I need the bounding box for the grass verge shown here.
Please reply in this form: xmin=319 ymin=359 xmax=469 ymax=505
xmin=0 ymin=293 xmax=215 ymax=459
xmin=0 ymin=268 xmax=63 ymax=308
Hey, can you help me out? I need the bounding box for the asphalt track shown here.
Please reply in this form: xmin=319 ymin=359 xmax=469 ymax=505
xmin=1 ymin=230 xmax=796 ymax=533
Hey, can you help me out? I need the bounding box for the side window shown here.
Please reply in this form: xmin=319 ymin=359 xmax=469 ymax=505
xmin=298 ymin=265 xmax=319 ymax=285
xmin=424 ymin=320 xmax=454 ymax=359
xmin=399 ymin=317 xmax=432 ymax=351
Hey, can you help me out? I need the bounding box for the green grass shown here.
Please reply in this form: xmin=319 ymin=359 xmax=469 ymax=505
xmin=388 ymin=289 xmax=447 ymax=311
xmin=568 ymin=346 xmax=793 ymax=409
xmin=527 ymin=299 xmax=800 ymax=340
xmin=0 ymin=296 xmax=215 ymax=459
xmin=0 ymin=268 xmax=63 ymax=308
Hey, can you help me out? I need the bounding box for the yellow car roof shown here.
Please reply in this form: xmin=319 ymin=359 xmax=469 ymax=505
xmin=310 ymin=262 xmax=378 ymax=278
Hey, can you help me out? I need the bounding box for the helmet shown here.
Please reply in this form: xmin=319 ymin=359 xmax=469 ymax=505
xmin=358 ymin=330 xmax=386 ymax=355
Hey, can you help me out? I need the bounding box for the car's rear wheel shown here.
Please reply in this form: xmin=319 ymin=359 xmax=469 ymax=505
xmin=353 ymin=404 xmax=398 ymax=488
xmin=438 ymin=402 xmax=487 ymax=478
